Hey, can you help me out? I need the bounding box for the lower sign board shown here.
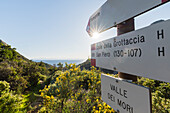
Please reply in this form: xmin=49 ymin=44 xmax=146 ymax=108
xmin=91 ymin=19 xmax=170 ymax=83
xmin=101 ymin=74 xmax=151 ymax=113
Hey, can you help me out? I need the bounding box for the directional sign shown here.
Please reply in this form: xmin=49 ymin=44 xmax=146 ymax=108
xmin=86 ymin=0 xmax=169 ymax=37
xmin=101 ymin=74 xmax=151 ymax=113
xmin=91 ymin=19 xmax=170 ymax=83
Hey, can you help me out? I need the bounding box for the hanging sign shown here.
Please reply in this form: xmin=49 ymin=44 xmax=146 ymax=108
xmin=101 ymin=74 xmax=152 ymax=113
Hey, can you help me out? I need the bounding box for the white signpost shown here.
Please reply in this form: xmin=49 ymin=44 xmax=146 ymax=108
xmin=86 ymin=0 xmax=169 ymax=36
xmin=101 ymin=74 xmax=151 ymax=113
xmin=91 ymin=19 xmax=170 ymax=83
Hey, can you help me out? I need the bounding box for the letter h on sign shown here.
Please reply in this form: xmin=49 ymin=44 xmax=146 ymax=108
xmin=157 ymin=29 xmax=164 ymax=40
xmin=158 ymin=47 xmax=165 ymax=56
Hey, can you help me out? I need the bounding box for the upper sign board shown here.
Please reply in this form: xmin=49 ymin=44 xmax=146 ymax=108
xmin=86 ymin=0 xmax=169 ymax=36
xmin=101 ymin=74 xmax=151 ymax=113
xmin=91 ymin=19 xmax=170 ymax=83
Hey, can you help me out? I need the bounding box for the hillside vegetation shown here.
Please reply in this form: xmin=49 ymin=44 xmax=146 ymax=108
xmin=0 ymin=41 xmax=170 ymax=113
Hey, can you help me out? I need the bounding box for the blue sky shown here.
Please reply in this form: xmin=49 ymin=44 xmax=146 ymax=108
xmin=0 ymin=0 xmax=170 ymax=60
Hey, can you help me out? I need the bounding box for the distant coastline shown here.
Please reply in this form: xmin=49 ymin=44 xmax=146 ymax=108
xmin=33 ymin=59 xmax=85 ymax=66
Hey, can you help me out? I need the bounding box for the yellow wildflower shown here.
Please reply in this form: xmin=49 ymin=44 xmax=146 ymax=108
xmin=95 ymin=110 xmax=99 ymax=113
xmin=98 ymin=104 xmax=102 ymax=107
xmin=62 ymin=76 xmax=66 ymax=81
xmin=51 ymin=95 xmax=54 ymax=99
xmin=97 ymin=81 xmax=101 ymax=85
xmin=46 ymin=96 xmax=50 ymax=99
xmin=86 ymin=99 xmax=91 ymax=103
xmin=56 ymin=78 xmax=59 ymax=82
xmin=41 ymin=92 xmax=44 ymax=97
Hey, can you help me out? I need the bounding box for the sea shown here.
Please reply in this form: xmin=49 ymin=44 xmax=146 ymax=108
xmin=33 ymin=59 xmax=85 ymax=66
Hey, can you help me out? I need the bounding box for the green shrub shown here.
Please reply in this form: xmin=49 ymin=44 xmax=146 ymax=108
xmin=0 ymin=81 xmax=26 ymax=113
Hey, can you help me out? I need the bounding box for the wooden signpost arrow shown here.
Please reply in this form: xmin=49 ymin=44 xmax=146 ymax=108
xmin=86 ymin=0 xmax=169 ymax=37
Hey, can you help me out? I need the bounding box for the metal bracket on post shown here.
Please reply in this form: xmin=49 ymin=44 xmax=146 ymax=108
xmin=117 ymin=18 xmax=137 ymax=82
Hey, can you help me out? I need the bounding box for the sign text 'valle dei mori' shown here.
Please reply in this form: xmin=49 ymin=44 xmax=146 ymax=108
xmin=91 ymin=20 xmax=170 ymax=83
xmin=101 ymin=74 xmax=151 ymax=113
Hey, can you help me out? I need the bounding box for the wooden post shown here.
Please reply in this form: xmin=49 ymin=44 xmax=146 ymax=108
xmin=117 ymin=18 xmax=137 ymax=82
